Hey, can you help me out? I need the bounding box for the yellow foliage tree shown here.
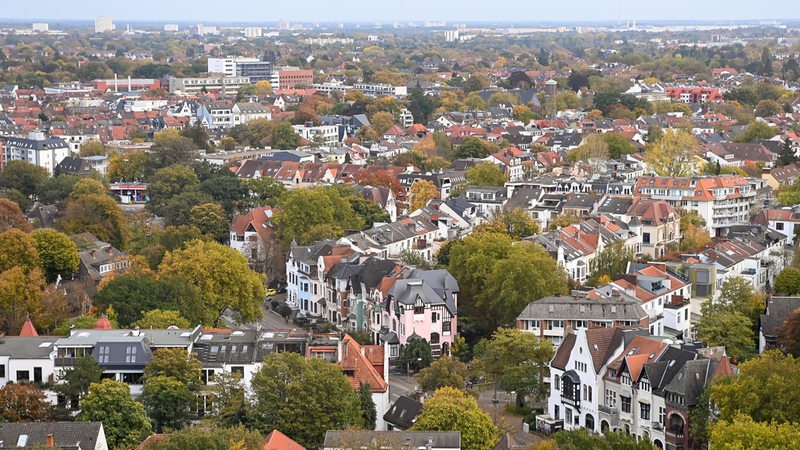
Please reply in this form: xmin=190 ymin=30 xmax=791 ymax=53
xmin=409 ymin=180 xmax=439 ymax=212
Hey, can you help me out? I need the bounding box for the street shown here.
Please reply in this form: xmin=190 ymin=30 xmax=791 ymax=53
xmin=387 ymin=369 xmax=420 ymax=403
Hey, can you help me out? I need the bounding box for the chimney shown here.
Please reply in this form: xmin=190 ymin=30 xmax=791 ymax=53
xmin=106 ymin=247 xmax=113 ymax=254
xmin=90 ymin=250 xmax=96 ymax=258
xmin=46 ymin=434 xmax=54 ymax=447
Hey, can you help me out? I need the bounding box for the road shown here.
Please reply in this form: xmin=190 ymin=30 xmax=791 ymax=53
xmin=224 ymin=292 xmax=297 ymax=331
xmin=388 ymin=369 xmax=420 ymax=403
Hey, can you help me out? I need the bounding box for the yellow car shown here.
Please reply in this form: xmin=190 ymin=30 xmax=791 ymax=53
xmin=265 ymin=288 xmax=277 ymax=297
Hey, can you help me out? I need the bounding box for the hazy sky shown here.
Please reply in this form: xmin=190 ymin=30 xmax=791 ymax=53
xmin=1 ymin=0 xmax=792 ymax=24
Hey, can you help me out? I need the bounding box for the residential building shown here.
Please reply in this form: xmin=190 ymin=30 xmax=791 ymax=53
xmin=229 ymin=206 xmax=283 ymax=278
xmin=463 ymin=185 xmax=508 ymax=217
xmin=208 ymin=57 xmax=260 ymax=77
xmin=2 ymin=131 xmax=71 ymax=176
xmin=323 ymin=431 xmax=461 ymax=450
xmin=196 ymin=101 xmax=234 ymax=129
xmin=0 ymin=422 xmax=109 ymax=450
xmin=759 ymin=296 xmax=800 ymax=353
xmin=664 ymin=86 xmax=723 ymax=103
xmin=342 ymin=209 xmax=448 ymax=262
xmin=626 ymin=199 xmax=680 ymax=259
xmin=286 ymin=240 xmax=357 ymax=318
xmin=752 ymin=206 xmax=800 ymax=245
xmin=277 ymin=69 xmax=314 ymax=89
xmin=633 ymin=176 xmax=757 ymax=237
xmin=383 ymin=395 xmax=423 ymax=430
xmin=232 ymin=102 xmax=273 ymax=126
xmin=339 ymin=334 xmax=390 ymax=430
xmin=516 ymin=295 xmax=648 ymax=347
xmin=69 ymin=233 xmax=130 ymax=294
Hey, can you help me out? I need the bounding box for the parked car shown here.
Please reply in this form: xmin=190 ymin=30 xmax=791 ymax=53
xmin=265 ymin=288 xmax=277 ymax=297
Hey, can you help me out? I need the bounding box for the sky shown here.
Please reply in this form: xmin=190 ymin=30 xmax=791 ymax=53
xmin=0 ymin=0 xmax=792 ymax=24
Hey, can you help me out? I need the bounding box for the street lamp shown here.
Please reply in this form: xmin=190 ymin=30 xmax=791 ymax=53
xmin=407 ymin=357 xmax=422 ymax=381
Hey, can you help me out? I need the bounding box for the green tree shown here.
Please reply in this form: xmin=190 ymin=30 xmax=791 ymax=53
xmin=270 ymin=120 xmax=301 ymax=149
xmin=476 ymin=328 xmax=554 ymax=405
xmin=32 ymin=228 xmax=80 ymax=282
xmin=0 ymin=160 xmax=48 ymax=198
xmin=1 ymin=189 xmax=32 ymax=211
xmin=369 ymin=111 xmax=395 ymax=136
xmin=133 ymin=309 xmax=191 ymax=329
xmin=776 ymin=139 xmax=798 ymax=167
xmin=734 ymin=121 xmax=777 ymax=143
xmin=603 ymin=132 xmax=636 ymax=159
xmin=141 ymin=425 xmax=264 ymax=450
xmin=0 ymin=383 xmax=52 ymax=422
xmin=142 ymin=375 xmax=195 ymax=432
xmin=107 ymin=151 xmax=148 ymax=182
xmin=149 ymin=134 xmax=197 ymax=169
xmin=358 ymin=382 xmax=377 ymax=430
xmin=710 ymin=414 xmax=800 ymax=450
xmin=180 ymin=121 xmax=211 ymax=150
xmin=411 ymin=387 xmax=499 ymax=450
xmin=275 ymin=188 xmax=359 ymax=246
xmin=189 ymin=202 xmax=229 ymax=242
xmin=473 ymin=208 xmax=540 ymax=240
xmin=243 ymin=177 xmax=286 ymax=206
xmin=59 ymin=194 xmax=130 ymax=249
xmin=0 ymin=198 xmax=32 ymax=232
xmin=409 ymin=179 xmax=439 ymax=211
xmin=347 ymin=195 xmax=391 ymax=229
xmin=466 ymin=162 xmax=506 ymax=186
xmin=643 ymin=130 xmax=702 ymax=177
xmin=453 ymin=136 xmax=487 ymax=159
xmin=147 ymin=164 xmax=200 ymax=216
xmin=94 ymin=272 xmax=202 ymax=327
xmin=80 ymin=379 xmax=152 ymax=449
xmin=761 ymin=46 xmax=774 ymax=77
xmin=249 ymin=352 xmax=363 ymax=449
xmin=398 ymin=336 xmax=433 ymax=372
xmin=690 ymin=386 xmax=713 ymax=450
xmin=696 ymin=306 xmax=755 ymax=363
xmin=775 ymin=267 xmax=800 ymax=295
xmin=55 ymin=356 xmax=103 ymax=410
xmin=158 ymin=240 xmax=265 ymax=326
xmin=198 ymin=173 xmax=248 ymax=216
xmin=210 ymin=371 xmax=248 ymax=427
xmin=718 ymin=277 xmax=764 ymax=324
xmin=711 ymin=350 xmax=800 ymax=423
xmin=144 ymin=348 xmax=202 ymax=387
xmin=553 ymin=428 xmax=654 ymax=449
xmin=587 ymin=240 xmax=635 ymax=286
xmin=416 ymin=356 xmax=469 ymax=393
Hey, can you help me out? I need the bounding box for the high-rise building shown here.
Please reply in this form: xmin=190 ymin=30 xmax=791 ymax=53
xmin=32 ymin=23 xmax=48 ymax=32
xmin=94 ymin=16 xmax=114 ymax=33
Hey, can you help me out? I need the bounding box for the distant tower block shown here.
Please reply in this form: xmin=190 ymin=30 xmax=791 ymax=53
xmin=95 ymin=16 xmax=114 ymax=33
xmin=545 ymin=79 xmax=558 ymax=97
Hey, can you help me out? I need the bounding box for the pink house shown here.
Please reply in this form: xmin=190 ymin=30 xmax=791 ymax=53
xmin=381 ymin=269 xmax=458 ymax=360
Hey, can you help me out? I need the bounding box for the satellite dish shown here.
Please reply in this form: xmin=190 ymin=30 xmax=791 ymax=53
xmin=265 ymin=209 xmax=273 ymax=218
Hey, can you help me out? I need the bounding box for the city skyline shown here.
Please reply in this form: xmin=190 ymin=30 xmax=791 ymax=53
xmin=1 ymin=0 xmax=795 ymax=25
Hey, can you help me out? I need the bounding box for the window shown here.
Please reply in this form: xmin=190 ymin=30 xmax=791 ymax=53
xmin=33 ymin=367 xmax=42 ymax=383
xmin=640 ymin=379 xmax=650 ymax=392
xmin=605 ymin=389 xmax=617 ymax=408
xmin=640 ymin=403 xmax=651 ymax=420
xmin=431 ymin=312 xmax=437 ymax=323
xmin=621 ymin=396 xmax=631 ymax=413
xmin=643 ymin=232 xmax=651 ymax=244
xmin=583 ymin=385 xmax=592 ymax=402
xmin=98 ymin=345 xmax=110 ymax=364
xmin=0 ymin=365 xmax=5 ymax=378
xmin=527 ymin=319 xmax=541 ymax=330
xmin=231 ymin=366 xmax=244 ymax=375
xmin=565 ymin=408 xmax=573 ymax=425
xmin=125 ymin=346 xmax=138 ymax=363
xmin=573 ymin=320 xmax=587 ymax=329
xmin=621 ymin=373 xmax=632 ymax=385
xmin=777 ymin=222 xmax=785 ymax=230
xmin=16 ymin=370 xmax=30 ymax=381
xmin=554 ymin=375 xmax=560 ymax=391
xmin=551 ymin=320 xmax=564 ymax=329
xmin=659 ymin=407 xmax=666 ymax=426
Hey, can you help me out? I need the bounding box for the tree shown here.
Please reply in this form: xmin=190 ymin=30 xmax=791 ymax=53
xmin=249 ymin=352 xmax=363 ymax=449
xmin=566 ymin=134 xmax=610 ymax=172
xmin=59 ymin=194 xmax=130 ymax=249
xmin=0 ymin=228 xmax=41 ymax=273
xmin=754 ymin=99 xmax=782 ymax=118
xmin=567 ymin=71 xmax=591 ymax=92
xmin=696 ymin=305 xmax=755 ymax=363
xmin=734 ymin=121 xmax=777 ymax=143
xmin=140 ymin=425 xmax=264 ymax=450
xmin=453 ymin=136 xmax=487 ymax=159
xmin=512 ymin=104 xmax=535 ymax=123
xmin=487 ymin=91 xmax=521 ymax=106
xmin=94 ymin=271 xmax=202 ymax=327
xmin=210 ymin=371 xmax=248 ymax=427
xmin=711 ymin=350 xmax=800 ymax=424
xmin=603 ymin=133 xmax=636 ymax=159
xmin=718 ymin=277 xmax=764 ymax=324
xmin=274 ymin=187 xmax=362 ymax=247
xmin=244 ymin=177 xmax=286 ymax=206
xmin=149 ymin=134 xmax=197 ymax=169
xmin=80 ymin=379 xmax=152 ymax=449
xmin=644 ymin=130 xmax=702 ymax=177
xmin=777 ymin=307 xmax=800 ymax=357
xmin=0 ymin=198 xmax=32 ymax=232
xmin=473 ymin=208 xmax=540 ymax=240
xmin=775 ymin=267 xmax=800 ymax=295
xmin=407 ymin=85 xmax=440 ymax=124
xmin=0 ymin=160 xmax=48 ymax=198
xmin=271 ymin=120 xmax=301 ymax=149
xmin=369 ymin=111 xmax=395 ymax=136
xmin=710 ymin=414 xmax=800 ymax=450
xmin=409 ymin=180 xmax=439 ymax=211
xmin=476 ymin=328 xmax=554 ymax=405
xmin=147 ymin=165 xmax=200 ymax=216
xmin=142 ymin=375 xmax=195 ymax=432
xmin=470 ymin=241 xmax=568 ymax=333
xmin=587 ymin=240 xmax=635 ymax=286
xmin=548 ymin=213 xmax=581 ymax=230
xmin=466 ymin=162 xmax=506 ymax=186
xmin=690 ymin=386 xmax=714 ymax=450
xmin=144 ymin=348 xmax=202 ymax=388
xmin=180 ymin=122 xmax=211 ymax=150
xmin=411 ymin=387 xmax=499 ymax=450
xmin=416 ymin=356 xmax=469 ymax=393
xmin=189 ymin=202 xmax=229 ymax=242
xmin=107 ymin=151 xmax=148 ymax=182
xmin=776 ymin=139 xmax=798 ymax=167
xmin=80 ymin=140 xmax=105 ymax=157
xmin=1 ymin=189 xmax=32 ymax=212
xmin=398 ymin=336 xmax=433 ymax=372
xmin=32 ymin=228 xmax=80 ymax=282
xmin=0 ymin=267 xmax=46 ymax=335
xmin=0 ymin=384 xmax=51 ymax=422
xmin=69 ymin=178 xmax=107 ymax=199
xmin=348 ymin=195 xmax=391 ymax=229
xmin=553 ymin=428 xmax=654 ymax=450
xmin=55 ymin=356 xmax=103 ymax=410
xmin=133 ymin=309 xmax=191 ymax=329
xmin=158 ymin=240 xmax=265 ymax=326
xmin=358 ymin=382 xmax=377 ymax=430
xmin=537 ymin=47 xmax=549 ymax=66
xmin=761 ymin=46 xmax=774 ymax=77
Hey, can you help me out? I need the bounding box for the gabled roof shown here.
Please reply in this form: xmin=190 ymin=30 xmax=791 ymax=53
xmin=263 ymin=429 xmax=306 ymax=450
xmin=551 ymin=332 xmax=577 ymax=370
xmin=0 ymin=422 xmax=105 ymax=450
xmin=341 ymin=334 xmax=387 ymax=393
xmin=383 ymin=395 xmax=423 ymax=430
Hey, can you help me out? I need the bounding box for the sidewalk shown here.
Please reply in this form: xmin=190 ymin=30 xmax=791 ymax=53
xmin=475 ymin=389 xmax=544 ymax=447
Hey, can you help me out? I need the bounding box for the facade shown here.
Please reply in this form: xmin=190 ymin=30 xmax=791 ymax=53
xmin=634 ymin=176 xmax=757 ymax=237
xmin=94 ymin=16 xmax=114 ymax=33
xmin=2 ymin=132 xmax=71 ymax=175
xmin=207 ymin=57 xmax=259 ymax=76
xmin=277 ymin=69 xmax=314 ymax=89
xmin=626 ymin=199 xmax=680 ymax=259
xmin=229 ymin=206 xmax=283 ymax=278
xmin=517 ymin=295 xmax=648 ymax=347
xmin=168 ymin=76 xmax=251 ymax=95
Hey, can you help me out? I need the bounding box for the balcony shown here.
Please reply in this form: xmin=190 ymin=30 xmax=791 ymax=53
xmin=55 ymin=357 xmax=78 ymax=367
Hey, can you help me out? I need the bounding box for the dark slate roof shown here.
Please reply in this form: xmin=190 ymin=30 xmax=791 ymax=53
xmin=383 ymin=395 xmax=423 ymax=430
xmin=56 ymin=156 xmax=92 ymax=175
xmin=2 ymin=135 xmax=69 ymax=150
xmin=551 ymin=332 xmax=577 ymax=370
xmin=92 ymin=338 xmax=152 ymax=370
xmin=761 ymin=296 xmax=800 ymax=342
xmin=323 ymin=431 xmax=460 ymax=450
xmin=0 ymin=422 xmax=104 ymax=450
xmin=596 ymin=196 xmax=634 ymax=215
